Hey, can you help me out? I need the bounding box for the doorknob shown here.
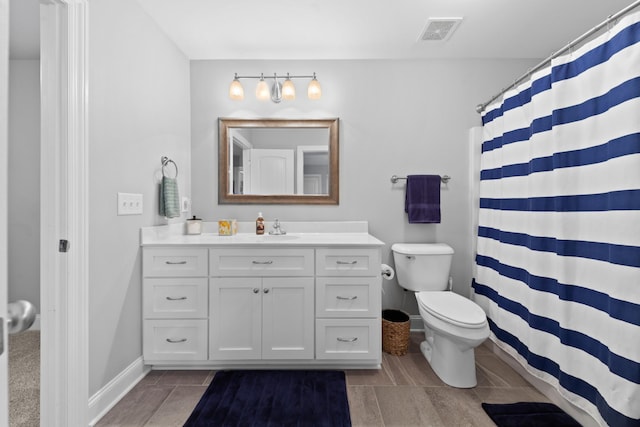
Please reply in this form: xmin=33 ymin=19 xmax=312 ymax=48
xmin=0 ymin=300 xmax=36 ymax=356
xmin=7 ymin=300 xmax=37 ymax=334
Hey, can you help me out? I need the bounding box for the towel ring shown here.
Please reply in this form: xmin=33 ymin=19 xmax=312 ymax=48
xmin=161 ymin=156 xmax=178 ymax=179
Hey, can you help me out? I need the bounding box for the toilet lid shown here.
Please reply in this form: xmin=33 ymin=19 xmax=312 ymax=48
xmin=417 ymin=292 xmax=487 ymax=328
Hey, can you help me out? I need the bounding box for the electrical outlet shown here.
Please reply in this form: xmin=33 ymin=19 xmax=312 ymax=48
xmin=117 ymin=193 xmax=143 ymax=215
xmin=181 ymin=197 xmax=191 ymax=213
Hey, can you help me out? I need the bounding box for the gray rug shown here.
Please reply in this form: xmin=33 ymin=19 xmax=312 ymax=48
xmin=9 ymin=329 xmax=40 ymax=427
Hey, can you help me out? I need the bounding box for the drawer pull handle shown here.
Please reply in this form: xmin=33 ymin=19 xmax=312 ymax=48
xmin=336 ymin=295 xmax=358 ymax=300
xmin=252 ymin=260 xmax=274 ymax=265
xmin=165 ymin=261 xmax=187 ymax=265
xmin=337 ymin=337 xmax=358 ymax=343
xmin=166 ymin=338 xmax=187 ymax=343
xmin=336 ymin=260 xmax=357 ymax=265
xmin=166 ymin=296 xmax=187 ymax=301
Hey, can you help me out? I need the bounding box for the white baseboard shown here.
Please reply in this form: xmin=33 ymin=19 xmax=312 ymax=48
xmin=30 ymin=314 xmax=41 ymax=330
xmin=88 ymin=356 xmax=150 ymax=426
xmin=409 ymin=314 xmax=423 ymax=331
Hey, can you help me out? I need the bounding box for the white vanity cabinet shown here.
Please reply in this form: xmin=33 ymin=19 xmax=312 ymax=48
xmin=140 ymin=223 xmax=384 ymax=369
xmin=209 ymin=277 xmax=314 ymax=360
xmin=142 ymin=248 xmax=209 ymax=362
xmin=315 ymin=248 xmax=381 ymax=360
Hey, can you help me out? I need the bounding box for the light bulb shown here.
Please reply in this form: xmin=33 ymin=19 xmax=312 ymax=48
xmin=256 ymin=74 xmax=270 ymax=101
xmin=307 ymin=73 xmax=322 ymax=100
xmin=282 ymin=74 xmax=296 ymax=100
xmin=229 ymin=74 xmax=244 ymax=100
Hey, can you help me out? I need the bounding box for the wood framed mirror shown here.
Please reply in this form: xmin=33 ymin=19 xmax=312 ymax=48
xmin=218 ymin=118 xmax=339 ymax=204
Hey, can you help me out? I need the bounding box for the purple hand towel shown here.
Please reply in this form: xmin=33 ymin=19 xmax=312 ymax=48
xmin=405 ymin=175 xmax=441 ymax=223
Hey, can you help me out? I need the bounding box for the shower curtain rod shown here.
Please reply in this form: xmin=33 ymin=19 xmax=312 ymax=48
xmin=475 ymin=0 xmax=640 ymax=114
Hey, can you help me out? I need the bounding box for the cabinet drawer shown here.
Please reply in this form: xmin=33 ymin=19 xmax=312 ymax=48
xmin=316 ymin=248 xmax=381 ymax=276
xmin=143 ymin=278 xmax=208 ymax=319
xmin=315 ymin=318 xmax=380 ymax=360
xmin=143 ymin=248 xmax=208 ymax=277
xmin=210 ymin=248 xmax=314 ymax=277
xmin=143 ymin=319 xmax=208 ymax=361
xmin=316 ymin=277 xmax=380 ymax=318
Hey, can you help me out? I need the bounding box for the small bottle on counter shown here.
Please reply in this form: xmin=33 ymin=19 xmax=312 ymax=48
xmin=256 ymin=212 xmax=265 ymax=235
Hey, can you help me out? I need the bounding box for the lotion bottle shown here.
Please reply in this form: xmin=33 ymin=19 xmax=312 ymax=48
xmin=256 ymin=212 xmax=265 ymax=235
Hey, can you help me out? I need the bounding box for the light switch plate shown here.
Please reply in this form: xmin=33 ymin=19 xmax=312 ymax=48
xmin=117 ymin=193 xmax=143 ymax=215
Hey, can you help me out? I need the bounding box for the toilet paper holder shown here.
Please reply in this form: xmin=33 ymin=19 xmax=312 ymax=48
xmin=381 ymin=264 xmax=395 ymax=280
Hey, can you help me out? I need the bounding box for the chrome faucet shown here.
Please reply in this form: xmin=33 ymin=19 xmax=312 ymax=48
xmin=269 ymin=219 xmax=287 ymax=235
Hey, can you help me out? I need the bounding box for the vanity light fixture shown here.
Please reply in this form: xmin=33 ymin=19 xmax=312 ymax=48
xmin=229 ymin=72 xmax=322 ymax=102
xmin=255 ymin=73 xmax=270 ymax=101
xmin=282 ymin=73 xmax=296 ymax=100
xmin=229 ymin=73 xmax=244 ymax=100
xmin=308 ymin=72 xmax=322 ymax=100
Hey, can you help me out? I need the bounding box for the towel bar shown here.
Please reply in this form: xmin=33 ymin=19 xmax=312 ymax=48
xmin=391 ymin=174 xmax=450 ymax=184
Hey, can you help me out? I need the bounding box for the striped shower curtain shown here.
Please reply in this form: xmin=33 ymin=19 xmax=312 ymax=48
xmin=472 ymin=11 xmax=640 ymax=427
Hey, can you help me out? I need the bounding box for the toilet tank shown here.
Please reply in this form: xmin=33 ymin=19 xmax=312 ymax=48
xmin=391 ymin=243 xmax=454 ymax=292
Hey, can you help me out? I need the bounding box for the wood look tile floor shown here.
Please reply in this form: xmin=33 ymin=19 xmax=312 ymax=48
xmin=95 ymin=333 xmax=550 ymax=426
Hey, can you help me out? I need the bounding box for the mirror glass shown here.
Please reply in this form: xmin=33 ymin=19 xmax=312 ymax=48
xmin=219 ymin=118 xmax=339 ymax=204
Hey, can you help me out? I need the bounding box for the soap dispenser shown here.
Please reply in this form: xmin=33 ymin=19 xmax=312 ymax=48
xmin=256 ymin=212 xmax=265 ymax=235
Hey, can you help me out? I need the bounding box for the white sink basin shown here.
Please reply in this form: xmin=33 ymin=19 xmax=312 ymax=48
xmin=226 ymin=233 xmax=300 ymax=243
xmin=261 ymin=234 xmax=300 ymax=241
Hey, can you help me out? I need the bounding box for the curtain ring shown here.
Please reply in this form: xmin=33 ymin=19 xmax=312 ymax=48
xmin=161 ymin=156 xmax=178 ymax=178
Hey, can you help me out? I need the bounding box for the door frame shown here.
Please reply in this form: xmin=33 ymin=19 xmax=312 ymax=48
xmin=40 ymin=0 xmax=89 ymax=425
xmin=1 ymin=0 xmax=10 ymax=422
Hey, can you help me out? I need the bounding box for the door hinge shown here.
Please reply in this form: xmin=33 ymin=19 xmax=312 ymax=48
xmin=59 ymin=239 xmax=70 ymax=252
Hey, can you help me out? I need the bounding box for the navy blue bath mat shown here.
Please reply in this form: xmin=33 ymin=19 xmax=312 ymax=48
xmin=481 ymin=402 xmax=581 ymax=427
xmin=184 ymin=370 xmax=351 ymax=427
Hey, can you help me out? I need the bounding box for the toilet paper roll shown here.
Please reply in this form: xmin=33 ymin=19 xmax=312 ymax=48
xmin=381 ymin=264 xmax=395 ymax=280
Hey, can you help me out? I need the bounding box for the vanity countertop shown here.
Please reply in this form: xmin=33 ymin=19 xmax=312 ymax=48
xmin=141 ymin=221 xmax=384 ymax=247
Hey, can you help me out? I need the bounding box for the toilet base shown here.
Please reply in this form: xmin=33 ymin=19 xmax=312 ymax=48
xmin=420 ymin=334 xmax=478 ymax=388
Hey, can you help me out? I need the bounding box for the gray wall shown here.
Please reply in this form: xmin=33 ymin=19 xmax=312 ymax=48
xmin=88 ymin=0 xmax=191 ymax=396
xmin=190 ymin=59 xmax=538 ymax=315
xmin=8 ymin=59 xmax=40 ymax=312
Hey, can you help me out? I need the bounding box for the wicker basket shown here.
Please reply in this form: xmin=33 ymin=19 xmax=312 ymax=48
xmin=381 ymin=309 xmax=410 ymax=356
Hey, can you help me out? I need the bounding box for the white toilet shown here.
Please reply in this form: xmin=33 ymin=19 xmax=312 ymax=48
xmin=391 ymin=243 xmax=490 ymax=388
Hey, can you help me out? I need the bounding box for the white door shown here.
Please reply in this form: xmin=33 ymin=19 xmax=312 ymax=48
xmin=1 ymin=0 xmax=10 ymax=424
xmin=249 ymin=149 xmax=294 ymax=194
xmin=262 ymin=277 xmax=314 ymax=360
xmin=209 ymin=278 xmax=262 ymax=360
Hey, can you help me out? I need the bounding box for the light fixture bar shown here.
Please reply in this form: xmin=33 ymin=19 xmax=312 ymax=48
xmin=232 ymin=74 xmax=317 ymax=80
xmin=229 ymin=72 xmax=321 ymax=102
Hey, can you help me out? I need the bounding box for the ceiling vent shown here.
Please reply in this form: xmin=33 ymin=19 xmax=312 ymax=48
xmin=419 ymin=17 xmax=463 ymax=42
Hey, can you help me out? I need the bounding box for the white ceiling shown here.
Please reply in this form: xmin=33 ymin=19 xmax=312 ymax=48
xmin=135 ymin=0 xmax=635 ymax=60
xmin=10 ymin=0 xmax=636 ymax=60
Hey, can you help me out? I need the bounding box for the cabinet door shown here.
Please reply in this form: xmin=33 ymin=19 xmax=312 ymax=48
xmin=262 ymin=277 xmax=314 ymax=360
xmin=209 ymin=278 xmax=262 ymax=360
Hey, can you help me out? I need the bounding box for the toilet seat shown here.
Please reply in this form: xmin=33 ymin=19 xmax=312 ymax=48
xmin=417 ymin=291 xmax=487 ymax=329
